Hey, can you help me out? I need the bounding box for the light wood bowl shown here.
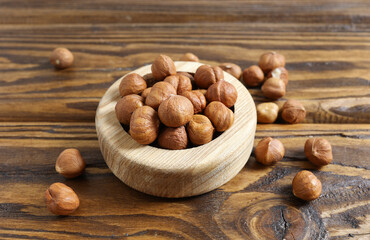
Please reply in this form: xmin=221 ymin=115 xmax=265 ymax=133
xmin=95 ymin=62 xmax=256 ymax=198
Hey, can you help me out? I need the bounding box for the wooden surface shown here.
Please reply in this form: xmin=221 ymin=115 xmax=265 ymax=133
xmin=96 ymin=62 xmax=256 ymax=198
xmin=0 ymin=0 xmax=369 ymax=239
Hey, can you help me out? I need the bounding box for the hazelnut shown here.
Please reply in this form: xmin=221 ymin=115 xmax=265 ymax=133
xmin=259 ymin=51 xmax=286 ymax=74
xmin=164 ymin=75 xmax=192 ymax=94
xmin=304 ymin=138 xmax=333 ymax=166
xmin=219 ymin=63 xmax=242 ymax=79
xmin=194 ymin=65 xmax=224 ymax=89
xmin=143 ymin=73 xmax=158 ymax=87
xmin=254 ymin=137 xmax=285 ymax=165
xmin=281 ymin=99 xmax=306 ymax=124
xmin=158 ymin=126 xmax=188 ymax=150
xmin=115 ymin=94 xmax=144 ymax=125
xmin=292 ymin=170 xmax=322 ymax=201
xmin=187 ymin=115 xmax=214 ymax=145
xmin=204 ymin=101 xmax=234 ymax=132
xmin=55 ymin=149 xmax=86 ymax=178
xmin=242 ymin=65 xmax=265 ymax=87
xmin=180 ymin=53 xmax=199 ymax=62
xmin=119 ymin=73 xmax=147 ymax=97
xmin=45 ymin=183 xmax=80 ymax=215
xmin=141 ymin=87 xmax=152 ymax=101
xmin=261 ymin=77 xmax=286 ymax=100
xmin=129 ymin=106 xmax=160 ymax=144
xmin=158 ymin=95 xmax=194 ymax=127
xmin=181 ymin=90 xmax=206 ymax=114
xmin=206 ymin=80 xmax=238 ymax=108
xmin=151 ymin=54 xmax=176 ymax=80
xmin=256 ymin=102 xmax=279 ymax=123
xmin=50 ymin=48 xmax=74 ymax=69
xmin=145 ymin=82 xmax=176 ymax=109
xmin=266 ymin=67 xmax=289 ymax=86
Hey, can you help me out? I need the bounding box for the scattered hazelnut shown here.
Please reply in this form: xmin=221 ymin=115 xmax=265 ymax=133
xmin=151 ymin=54 xmax=176 ymax=80
xmin=281 ymin=99 xmax=306 ymax=124
xmin=45 ymin=183 xmax=80 ymax=215
xmin=204 ymin=101 xmax=234 ymax=132
xmin=194 ymin=65 xmax=224 ymax=89
xmin=141 ymin=87 xmax=152 ymax=101
xmin=258 ymin=51 xmax=286 ymax=74
xmin=181 ymin=90 xmax=207 ymax=114
xmin=158 ymin=126 xmax=188 ymax=150
xmin=261 ymin=77 xmax=286 ymax=100
xmin=55 ymin=149 xmax=86 ymax=178
xmin=164 ymin=75 xmax=192 ymax=94
xmin=256 ymin=102 xmax=279 ymax=124
xmin=119 ymin=73 xmax=147 ymax=97
xmin=266 ymin=67 xmax=289 ymax=86
xmin=50 ymin=47 xmax=74 ymax=69
xmin=158 ymin=95 xmax=194 ymax=127
xmin=304 ymin=138 xmax=333 ymax=166
xmin=292 ymin=170 xmax=322 ymax=201
xmin=187 ymin=115 xmax=214 ymax=145
xmin=206 ymin=80 xmax=238 ymax=108
xmin=219 ymin=63 xmax=242 ymax=79
xmin=115 ymin=94 xmax=144 ymax=125
xmin=129 ymin=106 xmax=160 ymax=144
xmin=145 ymin=81 xmax=176 ymax=109
xmin=242 ymin=65 xmax=265 ymax=87
xmin=180 ymin=53 xmax=199 ymax=62
xmin=254 ymin=137 xmax=285 ymax=165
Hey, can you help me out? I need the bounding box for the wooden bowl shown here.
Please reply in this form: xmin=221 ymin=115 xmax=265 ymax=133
xmin=95 ymin=62 xmax=256 ymax=198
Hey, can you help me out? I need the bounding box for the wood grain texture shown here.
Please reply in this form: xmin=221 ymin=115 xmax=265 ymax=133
xmin=0 ymin=122 xmax=368 ymax=239
xmin=96 ymin=62 xmax=256 ymax=197
xmin=1 ymin=0 xmax=369 ymax=239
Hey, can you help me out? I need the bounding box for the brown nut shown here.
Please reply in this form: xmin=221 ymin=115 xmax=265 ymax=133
xmin=45 ymin=183 xmax=80 ymax=215
xmin=261 ymin=77 xmax=286 ymax=100
xmin=204 ymin=101 xmax=234 ymax=132
xmin=304 ymin=138 xmax=333 ymax=166
xmin=158 ymin=95 xmax=194 ymax=127
xmin=180 ymin=53 xmax=199 ymax=62
xmin=164 ymin=75 xmax=192 ymax=94
xmin=176 ymin=72 xmax=194 ymax=82
xmin=50 ymin=48 xmax=74 ymax=69
xmin=181 ymin=90 xmax=206 ymax=114
xmin=55 ymin=149 xmax=86 ymax=178
xmin=143 ymin=73 xmax=159 ymax=87
xmin=151 ymin=54 xmax=176 ymax=80
xmin=129 ymin=106 xmax=160 ymax=144
xmin=219 ymin=63 xmax=242 ymax=79
xmin=141 ymin=87 xmax=152 ymax=101
xmin=266 ymin=67 xmax=289 ymax=86
xmin=145 ymin=82 xmax=176 ymax=109
xmin=281 ymin=99 xmax=306 ymax=124
xmin=292 ymin=170 xmax=322 ymax=201
xmin=196 ymin=89 xmax=207 ymax=96
xmin=194 ymin=65 xmax=224 ymax=89
xmin=242 ymin=65 xmax=265 ymax=87
xmin=255 ymin=137 xmax=285 ymax=165
xmin=119 ymin=73 xmax=147 ymax=97
xmin=256 ymin=102 xmax=279 ymax=123
xmin=115 ymin=94 xmax=144 ymax=125
xmin=158 ymin=126 xmax=188 ymax=150
xmin=258 ymin=51 xmax=286 ymax=74
xmin=206 ymin=80 xmax=238 ymax=108
xmin=187 ymin=115 xmax=214 ymax=146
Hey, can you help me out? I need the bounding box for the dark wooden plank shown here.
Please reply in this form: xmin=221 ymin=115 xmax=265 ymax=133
xmin=0 ymin=23 xmax=369 ymax=123
xmin=0 ymin=0 xmax=369 ymax=25
xmin=0 ymin=122 xmax=369 ymax=239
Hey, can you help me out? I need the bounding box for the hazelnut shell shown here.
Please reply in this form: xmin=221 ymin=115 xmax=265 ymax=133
xmin=50 ymin=47 xmax=74 ymax=69
xmin=194 ymin=65 xmax=224 ymax=89
xmin=151 ymin=54 xmax=176 ymax=80
xmin=158 ymin=95 xmax=194 ymax=128
xmin=145 ymin=81 xmax=176 ymax=110
xmin=181 ymin=90 xmax=207 ymax=114
xmin=129 ymin=106 xmax=160 ymax=144
xmin=292 ymin=170 xmax=322 ymax=201
xmin=304 ymin=138 xmax=333 ymax=166
xmin=206 ymin=80 xmax=238 ymax=108
xmin=164 ymin=75 xmax=192 ymax=94
xmin=261 ymin=77 xmax=286 ymax=100
xmin=45 ymin=183 xmax=80 ymax=215
xmin=158 ymin=126 xmax=188 ymax=150
xmin=281 ymin=99 xmax=306 ymax=124
xmin=187 ymin=114 xmax=214 ymax=146
xmin=243 ymin=65 xmax=265 ymax=87
xmin=254 ymin=137 xmax=285 ymax=165
xmin=115 ymin=94 xmax=144 ymax=125
xmin=204 ymin=101 xmax=234 ymax=132
xmin=256 ymin=102 xmax=279 ymax=124
xmin=55 ymin=148 xmax=86 ymax=178
xmin=119 ymin=73 xmax=147 ymax=97
xmin=259 ymin=51 xmax=286 ymax=74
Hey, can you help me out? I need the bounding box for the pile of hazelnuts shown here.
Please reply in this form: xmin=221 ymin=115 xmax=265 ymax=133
xmin=115 ymin=54 xmax=238 ymax=150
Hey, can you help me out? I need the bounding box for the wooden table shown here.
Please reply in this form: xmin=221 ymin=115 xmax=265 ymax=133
xmin=1 ymin=1 xmax=369 ymax=239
